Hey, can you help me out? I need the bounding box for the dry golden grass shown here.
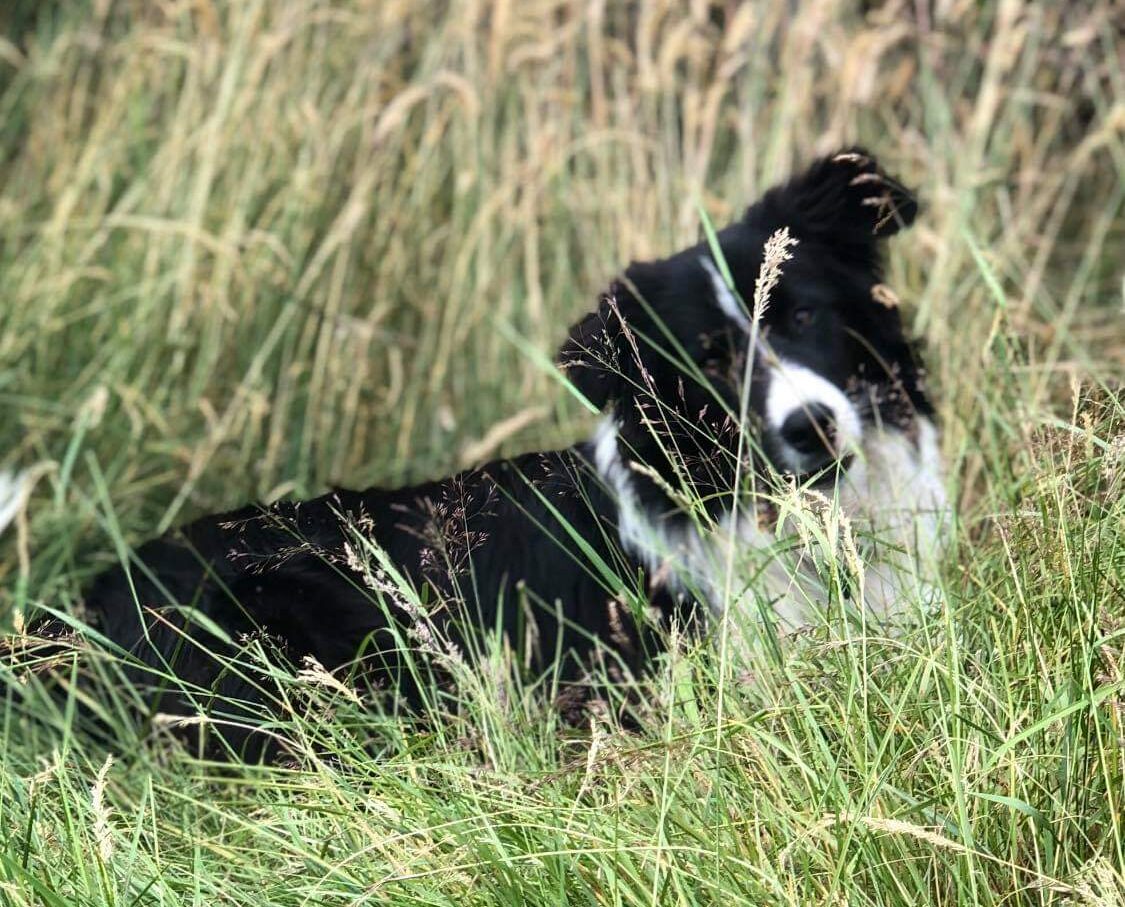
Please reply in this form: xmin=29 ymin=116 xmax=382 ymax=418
xmin=1 ymin=3 xmax=1118 ymax=526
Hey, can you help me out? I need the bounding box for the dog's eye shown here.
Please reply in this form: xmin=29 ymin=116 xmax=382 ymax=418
xmin=791 ymin=307 xmax=815 ymax=331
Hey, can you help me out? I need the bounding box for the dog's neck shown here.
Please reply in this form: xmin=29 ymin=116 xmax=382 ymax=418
xmin=588 ymin=413 xmax=949 ymax=630
xmin=590 ymin=415 xmax=722 ymax=604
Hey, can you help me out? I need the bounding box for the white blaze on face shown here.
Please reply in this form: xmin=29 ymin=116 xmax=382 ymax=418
xmin=699 ymin=256 xmax=751 ymax=332
xmin=700 ymin=254 xmax=863 ymax=472
xmin=764 ymin=358 xmax=863 ymax=471
xmin=0 ymin=470 xmax=30 ymax=537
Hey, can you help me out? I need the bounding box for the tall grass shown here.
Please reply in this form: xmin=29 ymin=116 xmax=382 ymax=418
xmin=0 ymin=1 xmax=1122 ymax=904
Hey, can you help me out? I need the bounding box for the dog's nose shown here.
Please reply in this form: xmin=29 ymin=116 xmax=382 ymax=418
xmin=779 ymin=404 xmax=837 ymax=457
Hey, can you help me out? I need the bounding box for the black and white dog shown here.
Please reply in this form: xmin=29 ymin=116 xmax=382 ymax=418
xmin=14 ymin=149 xmax=947 ymax=753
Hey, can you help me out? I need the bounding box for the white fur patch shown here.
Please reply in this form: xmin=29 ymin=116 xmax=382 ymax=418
xmin=834 ymin=417 xmax=949 ymax=619
xmin=593 ymin=418 xmax=709 ymax=594
xmin=765 ymin=357 xmax=863 ymax=471
xmin=699 ymin=256 xmax=751 ymax=332
xmin=592 ymin=414 xmax=949 ymax=635
xmin=731 ymin=417 xmax=949 ymax=630
xmin=0 ymin=470 xmax=29 ymax=537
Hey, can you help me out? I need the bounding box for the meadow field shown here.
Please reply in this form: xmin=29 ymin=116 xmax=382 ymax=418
xmin=0 ymin=1 xmax=1122 ymax=904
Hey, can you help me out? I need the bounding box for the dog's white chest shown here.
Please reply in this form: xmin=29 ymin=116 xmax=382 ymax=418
xmin=751 ymin=417 xmax=949 ymax=629
xmin=596 ymin=416 xmax=949 ymax=633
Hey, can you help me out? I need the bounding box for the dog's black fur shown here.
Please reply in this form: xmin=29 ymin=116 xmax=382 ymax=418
xmin=20 ymin=149 xmax=933 ymax=758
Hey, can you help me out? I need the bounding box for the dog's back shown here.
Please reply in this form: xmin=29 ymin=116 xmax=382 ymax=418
xmin=80 ymin=444 xmax=680 ymax=753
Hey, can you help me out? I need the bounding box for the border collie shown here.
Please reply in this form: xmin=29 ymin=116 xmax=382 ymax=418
xmin=11 ymin=149 xmax=947 ymax=755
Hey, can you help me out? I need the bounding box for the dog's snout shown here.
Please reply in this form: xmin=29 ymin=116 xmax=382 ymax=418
xmin=779 ymin=403 xmax=836 ymax=456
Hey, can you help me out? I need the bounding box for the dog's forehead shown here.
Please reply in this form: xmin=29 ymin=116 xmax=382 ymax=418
xmin=759 ymin=262 xmax=838 ymax=308
xmin=703 ymin=241 xmax=852 ymax=322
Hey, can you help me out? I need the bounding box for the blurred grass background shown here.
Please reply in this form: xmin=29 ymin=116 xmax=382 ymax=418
xmin=0 ymin=1 xmax=1123 ymax=904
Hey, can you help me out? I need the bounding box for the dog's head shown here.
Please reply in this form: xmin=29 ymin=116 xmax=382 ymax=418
xmin=559 ymin=148 xmax=932 ymax=519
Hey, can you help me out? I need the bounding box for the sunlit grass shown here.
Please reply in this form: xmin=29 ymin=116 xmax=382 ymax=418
xmin=0 ymin=1 xmax=1122 ymax=904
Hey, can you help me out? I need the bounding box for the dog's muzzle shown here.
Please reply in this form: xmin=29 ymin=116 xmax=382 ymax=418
xmin=761 ymin=357 xmax=863 ymax=477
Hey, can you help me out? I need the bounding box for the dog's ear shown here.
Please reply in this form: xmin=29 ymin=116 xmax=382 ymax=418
xmin=759 ymin=147 xmax=918 ymax=241
xmin=556 ymin=283 xmax=633 ymax=410
xmin=557 ymin=269 xmax=667 ymax=410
